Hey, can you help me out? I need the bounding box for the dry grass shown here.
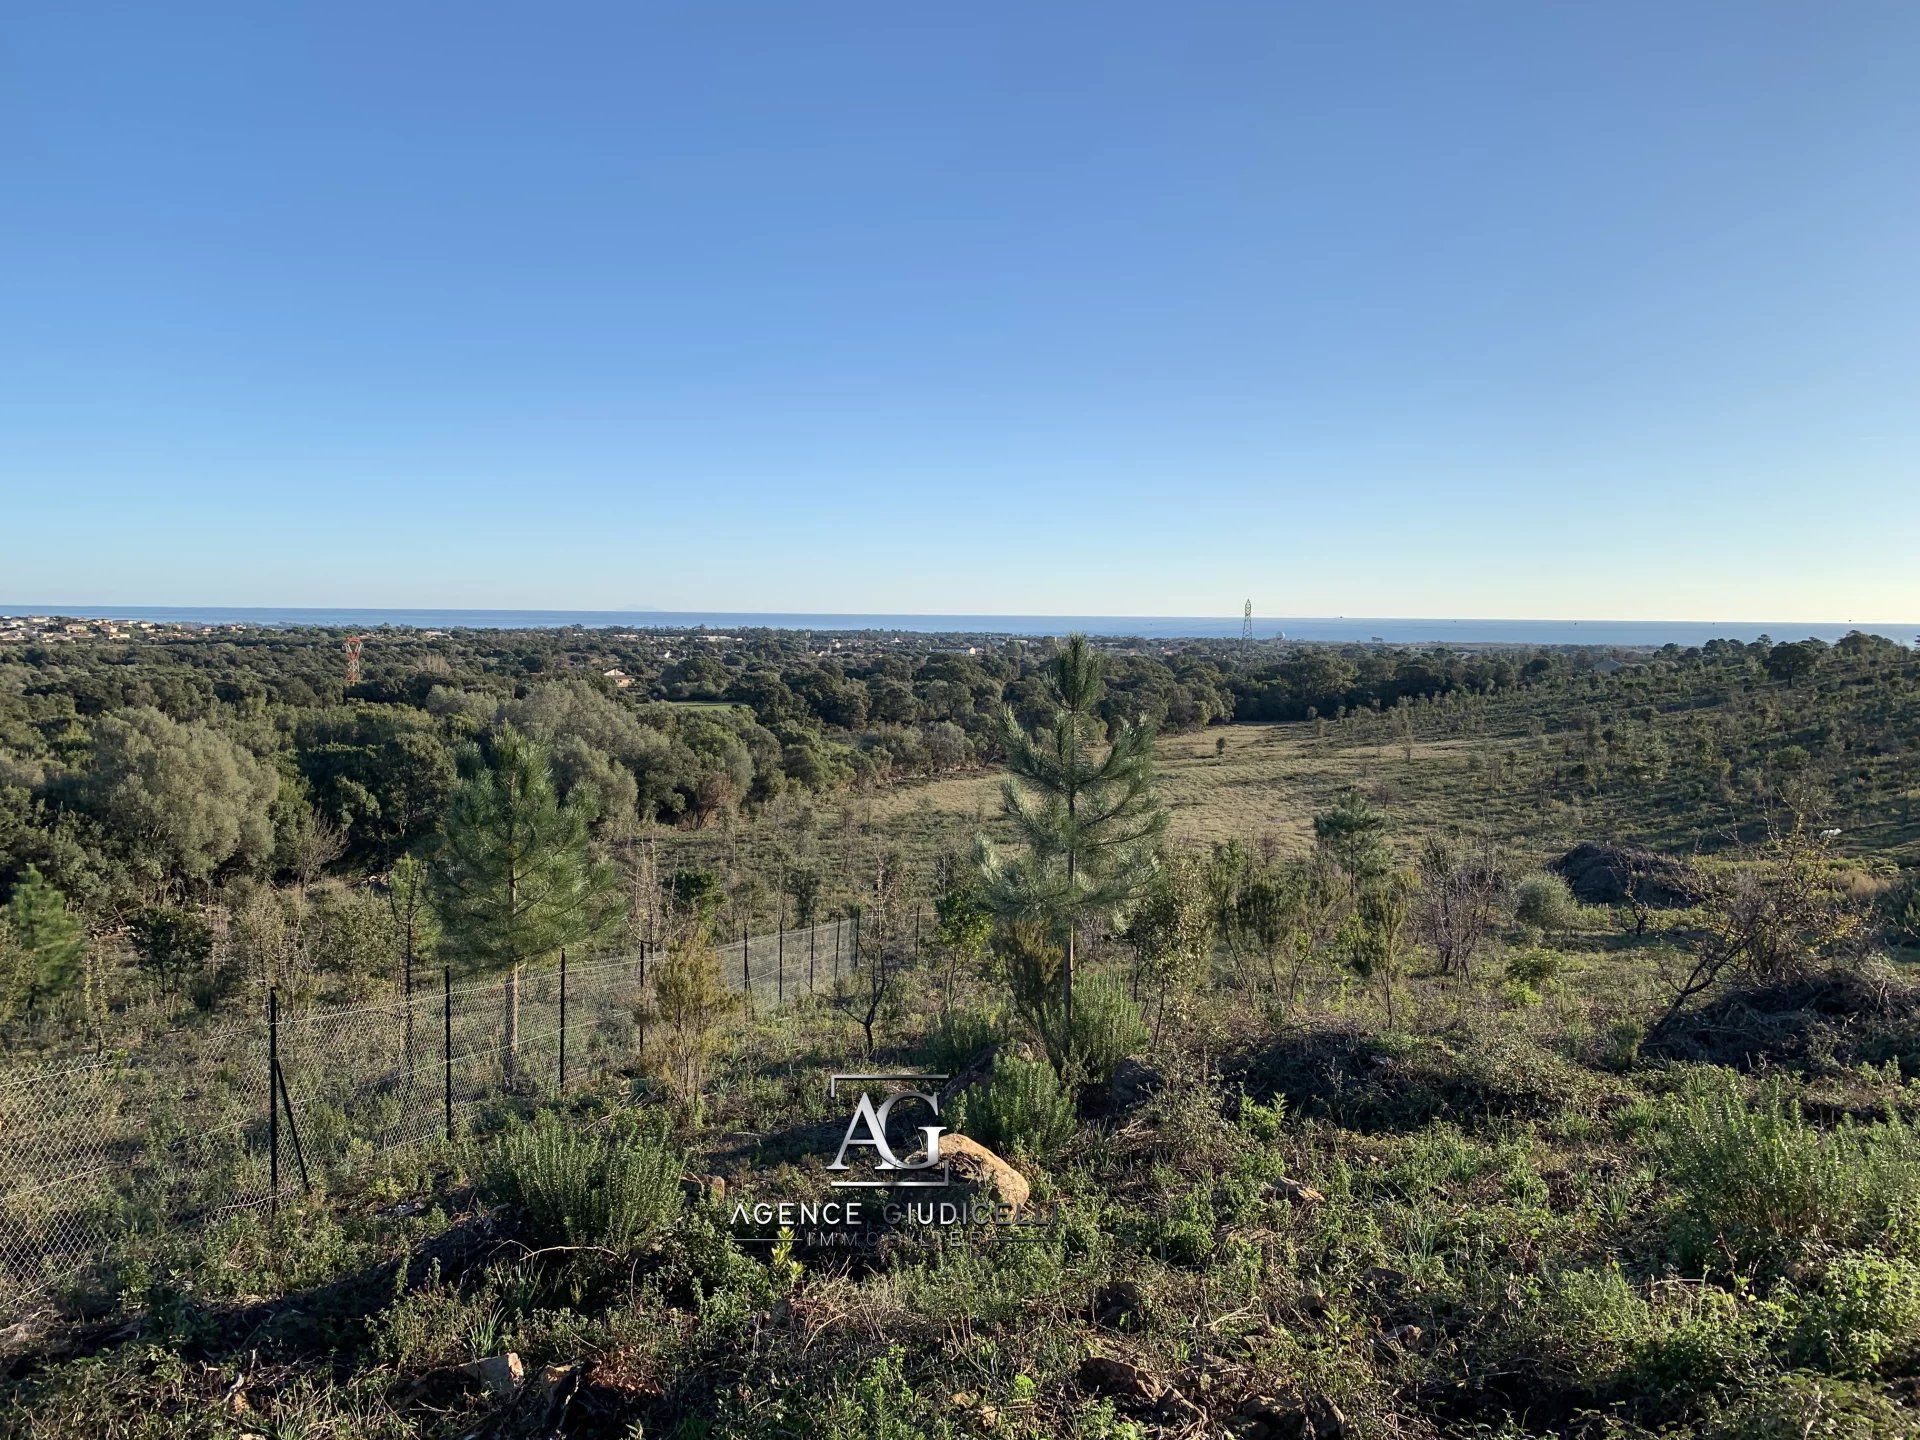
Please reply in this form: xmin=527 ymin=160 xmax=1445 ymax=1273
xmin=866 ymin=719 xmax=1571 ymax=859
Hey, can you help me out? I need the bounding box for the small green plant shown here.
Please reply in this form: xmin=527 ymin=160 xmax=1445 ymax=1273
xmin=1150 ymin=1187 xmax=1218 ymax=1267
xmin=1601 ymin=1016 xmax=1646 ymax=1071
xmin=1504 ymin=946 xmax=1567 ymax=1003
xmin=955 ymin=1053 xmax=1076 ymax=1158
xmin=1237 ymin=1090 xmax=1287 ymax=1142
xmin=1076 ymin=1396 xmax=1147 ymax=1438
xmin=1505 ymin=947 xmax=1565 ymax=990
xmin=1785 ymin=1250 xmax=1920 ymax=1376
xmin=820 ymin=1344 xmax=928 ymax=1440
xmin=1652 ymin=1073 xmax=1920 ymax=1275
xmin=1514 ymin=871 xmax=1581 ymax=936
xmin=477 ymin=1111 xmax=683 ymax=1250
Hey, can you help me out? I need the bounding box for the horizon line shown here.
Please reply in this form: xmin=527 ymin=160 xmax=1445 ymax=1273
xmin=5 ymin=603 xmax=1917 ymax=630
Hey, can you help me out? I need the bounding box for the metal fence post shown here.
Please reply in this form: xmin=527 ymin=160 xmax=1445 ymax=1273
xmin=558 ymin=948 xmax=568 ymax=1093
xmin=809 ymin=923 xmax=817 ymax=993
xmin=777 ymin=908 xmax=785 ymax=1006
xmin=442 ymin=965 xmax=453 ymax=1143
xmin=741 ymin=921 xmax=753 ymax=1016
xmin=268 ymin=988 xmax=311 ymax=1198
xmin=268 ymin=987 xmax=280 ymax=1213
xmin=853 ymin=909 xmax=861 ymax=970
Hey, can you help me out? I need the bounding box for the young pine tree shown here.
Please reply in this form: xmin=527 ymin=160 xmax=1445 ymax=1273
xmin=3 ymin=866 xmax=86 ymax=1021
xmin=976 ymin=634 xmax=1165 ymax=1028
xmin=433 ymin=727 xmax=619 ymax=1078
xmin=385 ymin=854 xmax=440 ymax=994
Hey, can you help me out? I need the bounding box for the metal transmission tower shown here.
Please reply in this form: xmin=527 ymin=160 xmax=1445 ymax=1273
xmin=343 ymin=635 xmax=365 ymax=687
xmin=1241 ymin=600 xmax=1254 ymax=646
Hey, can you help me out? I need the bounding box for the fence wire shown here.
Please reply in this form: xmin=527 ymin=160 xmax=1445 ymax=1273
xmin=0 ymin=916 xmax=863 ymax=1315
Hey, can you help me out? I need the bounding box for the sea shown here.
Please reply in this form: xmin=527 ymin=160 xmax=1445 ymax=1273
xmin=4 ymin=606 xmax=1915 ymax=648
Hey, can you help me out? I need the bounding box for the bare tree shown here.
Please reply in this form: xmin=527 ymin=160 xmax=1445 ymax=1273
xmin=831 ymin=850 xmax=913 ymax=1056
xmin=1413 ymin=836 xmax=1509 ymax=982
xmin=1648 ymin=826 xmax=1867 ymax=1040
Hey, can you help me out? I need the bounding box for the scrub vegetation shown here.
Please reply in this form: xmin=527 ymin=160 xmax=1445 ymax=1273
xmin=2 ymin=620 xmax=1918 ymax=1438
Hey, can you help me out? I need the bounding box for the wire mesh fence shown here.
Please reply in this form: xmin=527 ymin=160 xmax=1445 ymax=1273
xmin=0 ymin=915 xmax=862 ymax=1317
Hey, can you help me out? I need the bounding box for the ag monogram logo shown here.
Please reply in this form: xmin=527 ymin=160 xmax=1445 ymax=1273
xmin=826 ymin=1072 xmax=951 ymax=1188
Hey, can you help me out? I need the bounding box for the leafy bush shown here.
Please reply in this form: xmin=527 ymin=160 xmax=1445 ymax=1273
xmin=1784 ymin=1250 xmax=1920 ymax=1376
xmin=1504 ymin=946 xmax=1567 ymax=1003
xmin=1627 ymin=1283 xmax=1777 ymax=1407
xmin=1514 ymin=871 xmax=1581 ymax=935
xmin=1498 ymin=1265 xmax=1778 ymax=1413
xmin=1652 ymin=1073 xmax=1920 ymax=1274
xmin=820 ymin=1345 xmax=931 ymax=1440
xmin=1600 ymin=1016 xmax=1646 ymax=1072
xmin=1056 ymin=972 xmax=1148 ymax=1087
xmin=921 ymin=1005 xmax=1005 ymax=1073
xmin=955 ymin=1054 xmax=1076 ymax=1158
xmin=1156 ymin=1215 xmax=1215 ymax=1268
xmin=478 ymin=1111 xmax=683 ymax=1249
xmin=1505 ymin=947 xmax=1566 ymax=989
xmin=1236 ymin=1089 xmax=1287 ymax=1142
xmin=1694 ymin=1372 xmax=1915 ymax=1440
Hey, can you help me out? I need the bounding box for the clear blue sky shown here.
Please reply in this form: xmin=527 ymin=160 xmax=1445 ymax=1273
xmin=3 ymin=3 xmax=1916 ymax=620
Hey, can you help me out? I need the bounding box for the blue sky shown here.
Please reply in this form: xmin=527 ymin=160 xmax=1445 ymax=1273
xmin=2 ymin=3 xmax=1916 ymax=620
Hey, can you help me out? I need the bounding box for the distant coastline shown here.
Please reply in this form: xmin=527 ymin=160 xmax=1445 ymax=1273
xmin=3 ymin=605 xmax=1914 ymax=649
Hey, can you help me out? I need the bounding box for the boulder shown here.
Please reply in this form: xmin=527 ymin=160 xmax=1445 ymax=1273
xmin=906 ymin=1133 xmax=1030 ymax=1212
xmin=1156 ymin=1389 xmax=1206 ymax=1425
xmin=1263 ymin=1177 xmax=1324 ymax=1207
xmin=1109 ymin=1056 xmax=1165 ymax=1113
xmin=452 ymin=1352 xmax=525 ymax=1398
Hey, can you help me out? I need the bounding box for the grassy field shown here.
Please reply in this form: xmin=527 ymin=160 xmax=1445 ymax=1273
xmin=868 ymin=721 xmax=1567 ymax=856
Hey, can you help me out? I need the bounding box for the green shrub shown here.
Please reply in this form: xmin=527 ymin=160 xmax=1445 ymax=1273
xmin=1496 ymin=1264 xmax=1649 ymax=1385
xmin=1628 ymin=1283 xmax=1777 ymax=1407
xmin=1600 ymin=1016 xmax=1646 ymax=1072
xmin=1784 ymin=1250 xmax=1920 ymax=1376
xmin=478 ymin=1111 xmax=683 ymax=1250
xmin=1149 ymin=1187 xmax=1218 ymax=1268
xmin=1696 ymin=1371 xmax=1915 ymax=1439
xmin=921 ymin=1005 xmax=1005 ymax=1073
xmin=1157 ymin=1216 xmax=1214 ymax=1268
xmin=1056 ymin=973 xmax=1148 ymax=1087
xmin=1514 ymin=871 xmax=1581 ymax=934
xmin=1236 ymin=1090 xmax=1287 ymax=1142
xmin=820 ymin=1344 xmax=931 ymax=1440
xmin=1505 ymin=947 xmax=1566 ymax=990
xmin=1500 ymin=1265 xmax=1779 ymax=1412
xmin=1652 ymin=1073 xmax=1920 ymax=1274
xmin=955 ymin=1054 xmax=1076 ymax=1158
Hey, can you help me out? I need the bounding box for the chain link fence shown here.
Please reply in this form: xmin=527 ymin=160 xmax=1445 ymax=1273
xmin=0 ymin=916 xmax=861 ymax=1316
